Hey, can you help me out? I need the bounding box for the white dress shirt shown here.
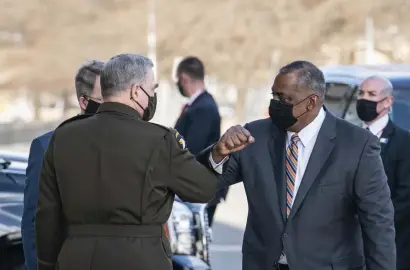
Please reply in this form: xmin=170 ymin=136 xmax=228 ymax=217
xmin=209 ymin=107 xmax=327 ymax=264
xmin=187 ymin=89 xmax=204 ymax=106
xmin=363 ymin=114 xmax=389 ymax=138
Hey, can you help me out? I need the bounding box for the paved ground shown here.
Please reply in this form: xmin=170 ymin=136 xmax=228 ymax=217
xmin=210 ymin=183 xmax=248 ymax=270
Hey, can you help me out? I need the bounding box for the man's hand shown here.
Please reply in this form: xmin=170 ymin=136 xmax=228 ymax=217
xmin=212 ymin=125 xmax=255 ymax=163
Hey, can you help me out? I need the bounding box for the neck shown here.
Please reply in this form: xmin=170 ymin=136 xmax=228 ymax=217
xmin=366 ymin=111 xmax=388 ymax=126
xmin=187 ymin=82 xmax=205 ymax=97
xmin=103 ymin=96 xmax=143 ymax=116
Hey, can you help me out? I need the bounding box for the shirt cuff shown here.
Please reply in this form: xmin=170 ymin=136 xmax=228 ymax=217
xmin=209 ymin=153 xmax=229 ymax=174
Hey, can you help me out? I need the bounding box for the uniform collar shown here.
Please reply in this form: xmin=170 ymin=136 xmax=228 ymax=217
xmin=97 ymin=102 xmax=142 ymax=120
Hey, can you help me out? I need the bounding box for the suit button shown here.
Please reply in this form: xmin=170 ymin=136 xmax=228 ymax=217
xmin=283 ymin=233 xmax=288 ymax=238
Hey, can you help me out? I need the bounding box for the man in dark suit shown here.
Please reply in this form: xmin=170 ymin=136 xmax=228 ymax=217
xmin=35 ymin=54 xmax=218 ymax=270
xmin=198 ymin=61 xmax=396 ymax=270
xmin=174 ymin=56 xmax=224 ymax=226
xmin=356 ymin=75 xmax=410 ymax=270
xmin=21 ymin=60 xmax=105 ymax=270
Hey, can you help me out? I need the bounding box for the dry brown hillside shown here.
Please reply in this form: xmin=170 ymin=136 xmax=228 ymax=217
xmin=1 ymin=0 xmax=410 ymax=92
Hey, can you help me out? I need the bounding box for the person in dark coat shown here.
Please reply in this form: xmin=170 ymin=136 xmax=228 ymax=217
xmin=174 ymin=56 xmax=226 ymax=226
xmin=356 ymin=75 xmax=410 ymax=270
xmin=35 ymin=54 xmax=218 ymax=270
xmin=22 ymin=60 xmax=104 ymax=270
xmin=197 ymin=61 xmax=395 ymax=270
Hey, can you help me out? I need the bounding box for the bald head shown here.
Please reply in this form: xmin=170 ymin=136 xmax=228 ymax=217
xmin=357 ymin=75 xmax=394 ymax=124
xmin=360 ymin=76 xmax=393 ymax=97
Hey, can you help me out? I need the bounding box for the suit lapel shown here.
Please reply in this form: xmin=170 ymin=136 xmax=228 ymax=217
xmin=288 ymin=112 xmax=337 ymax=220
xmin=269 ymin=126 xmax=287 ymax=222
xmin=379 ymin=120 xmax=394 ymax=163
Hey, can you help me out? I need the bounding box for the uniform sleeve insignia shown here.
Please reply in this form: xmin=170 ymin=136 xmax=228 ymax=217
xmin=168 ymin=128 xmax=186 ymax=150
xmin=175 ymin=131 xmax=186 ymax=150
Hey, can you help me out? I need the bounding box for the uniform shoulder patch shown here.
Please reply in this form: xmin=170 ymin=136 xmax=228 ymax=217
xmin=57 ymin=114 xmax=93 ymax=128
xmin=169 ymin=128 xmax=186 ymax=150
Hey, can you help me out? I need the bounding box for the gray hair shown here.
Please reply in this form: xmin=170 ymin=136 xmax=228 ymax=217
xmin=362 ymin=76 xmax=393 ymax=96
xmin=100 ymin=54 xmax=154 ymax=98
xmin=74 ymin=60 xmax=105 ymax=98
xmin=279 ymin=60 xmax=326 ymax=100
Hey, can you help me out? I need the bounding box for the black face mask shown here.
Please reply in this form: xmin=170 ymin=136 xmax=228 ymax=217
xmin=356 ymin=99 xmax=379 ymax=122
xmin=176 ymin=81 xmax=188 ymax=97
xmin=132 ymin=86 xmax=157 ymax=121
xmin=84 ymin=98 xmax=101 ymax=114
xmin=268 ymin=95 xmax=313 ymax=130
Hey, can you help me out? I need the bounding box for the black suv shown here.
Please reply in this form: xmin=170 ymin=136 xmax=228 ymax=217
xmin=322 ymin=64 xmax=410 ymax=130
xmin=0 ymin=152 xmax=27 ymax=270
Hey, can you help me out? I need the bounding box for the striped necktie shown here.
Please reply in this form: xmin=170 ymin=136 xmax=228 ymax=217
xmin=285 ymin=134 xmax=300 ymax=217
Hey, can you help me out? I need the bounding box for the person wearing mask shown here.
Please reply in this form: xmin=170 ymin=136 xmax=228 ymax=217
xmin=356 ymin=75 xmax=410 ymax=270
xmin=21 ymin=60 xmax=104 ymax=270
xmin=174 ymin=56 xmax=224 ymax=226
xmin=35 ymin=54 xmax=220 ymax=270
xmin=197 ymin=61 xmax=395 ymax=270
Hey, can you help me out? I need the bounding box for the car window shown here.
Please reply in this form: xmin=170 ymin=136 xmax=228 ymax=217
xmin=324 ymin=83 xmax=359 ymax=122
xmin=391 ymin=89 xmax=410 ymax=130
xmin=328 ymin=86 xmax=410 ymax=131
xmin=0 ymin=172 xmax=25 ymax=193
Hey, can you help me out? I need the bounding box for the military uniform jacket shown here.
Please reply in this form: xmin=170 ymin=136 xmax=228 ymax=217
xmin=35 ymin=102 xmax=218 ymax=270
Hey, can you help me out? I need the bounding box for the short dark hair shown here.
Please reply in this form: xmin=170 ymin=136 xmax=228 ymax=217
xmin=177 ymin=56 xmax=205 ymax=81
xmin=75 ymin=60 xmax=105 ymax=98
xmin=279 ymin=60 xmax=326 ymax=99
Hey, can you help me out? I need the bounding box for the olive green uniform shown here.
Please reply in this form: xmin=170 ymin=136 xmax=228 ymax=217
xmin=35 ymin=102 xmax=217 ymax=270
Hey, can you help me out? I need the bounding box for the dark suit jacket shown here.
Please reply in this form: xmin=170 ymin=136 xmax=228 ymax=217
xmin=198 ymin=111 xmax=396 ymax=270
xmin=22 ymin=131 xmax=53 ymax=270
xmin=175 ymin=91 xmax=226 ymax=204
xmin=380 ymin=120 xmax=410 ymax=270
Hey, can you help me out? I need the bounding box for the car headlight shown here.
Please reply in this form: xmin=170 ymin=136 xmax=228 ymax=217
xmin=166 ymin=200 xmax=195 ymax=255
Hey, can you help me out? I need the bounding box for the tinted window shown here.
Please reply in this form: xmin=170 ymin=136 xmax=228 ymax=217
xmin=0 ymin=172 xmax=25 ymax=193
xmin=324 ymin=83 xmax=361 ymax=125
xmin=391 ymin=89 xmax=410 ymax=130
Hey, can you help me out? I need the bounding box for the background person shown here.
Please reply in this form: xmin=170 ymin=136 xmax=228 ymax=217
xmin=174 ymin=56 xmax=225 ymax=226
xmin=356 ymin=75 xmax=410 ymax=270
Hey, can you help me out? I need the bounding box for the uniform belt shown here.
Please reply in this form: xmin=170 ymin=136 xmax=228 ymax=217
xmin=68 ymin=224 xmax=163 ymax=238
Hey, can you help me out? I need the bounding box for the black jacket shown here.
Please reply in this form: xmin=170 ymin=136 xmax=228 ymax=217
xmin=380 ymin=120 xmax=410 ymax=270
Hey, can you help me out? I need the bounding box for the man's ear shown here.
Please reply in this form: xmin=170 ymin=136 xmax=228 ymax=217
xmin=384 ymin=96 xmax=394 ymax=110
xmin=79 ymin=96 xmax=88 ymax=111
xmin=130 ymin=84 xmax=139 ymax=100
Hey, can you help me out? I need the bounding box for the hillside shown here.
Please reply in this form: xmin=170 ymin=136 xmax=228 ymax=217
xmin=1 ymin=0 xmax=409 ymax=92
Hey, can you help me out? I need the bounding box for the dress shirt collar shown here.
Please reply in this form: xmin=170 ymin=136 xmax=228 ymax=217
xmin=363 ymin=114 xmax=389 ymax=137
xmin=187 ymin=89 xmax=205 ymax=106
xmin=287 ymin=107 xmax=326 ymax=147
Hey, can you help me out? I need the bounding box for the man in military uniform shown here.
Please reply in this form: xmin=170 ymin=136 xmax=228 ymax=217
xmin=35 ymin=54 xmax=218 ymax=270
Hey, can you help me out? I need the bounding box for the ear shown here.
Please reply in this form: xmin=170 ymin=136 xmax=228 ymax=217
xmin=383 ymin=96 xmax=394 ymax=109
xmin=130 ymin=84 xmax=139 ymax=100
xmin=79 ymin=96 xmax=88 ymax=111
xmin=308 ymin=95 xmax=318 ymax=110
